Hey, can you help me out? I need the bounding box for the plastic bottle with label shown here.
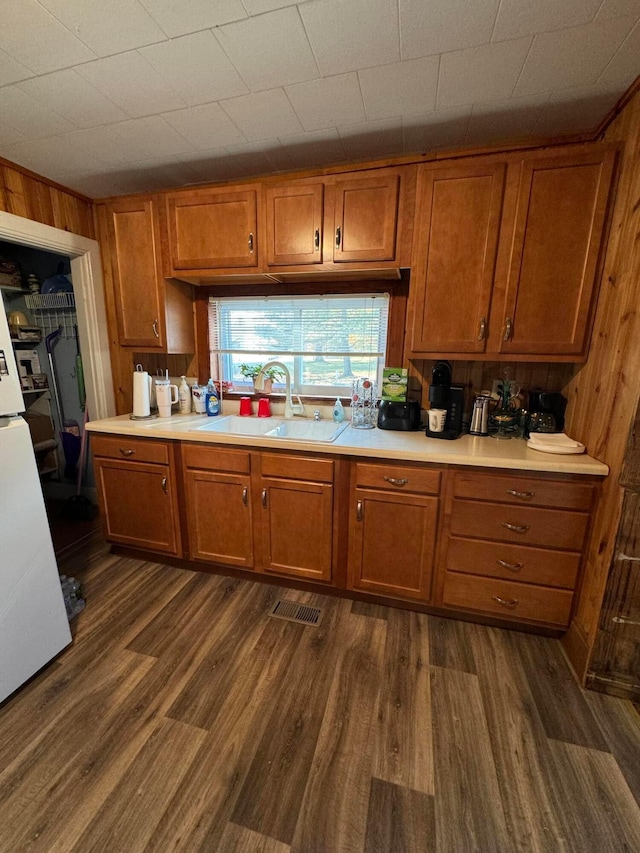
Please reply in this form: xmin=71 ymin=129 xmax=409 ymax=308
xmin=178 ymin=376 xmax=191 ymax=414
xmin=205 ymin=378 xmax=220 ymax=417
xmin=333 ymin=398 xmax=345 ymax=423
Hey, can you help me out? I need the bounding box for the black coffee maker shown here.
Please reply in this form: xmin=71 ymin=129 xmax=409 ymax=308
xmin=426 ymin=361 xmax=465 ymax=440
xmin=528 ymin=390 xmax=567 ymax=433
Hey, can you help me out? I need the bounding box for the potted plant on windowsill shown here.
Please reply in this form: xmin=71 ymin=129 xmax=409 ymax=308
xmin=239 ymin=363 xmax=286 ymax=394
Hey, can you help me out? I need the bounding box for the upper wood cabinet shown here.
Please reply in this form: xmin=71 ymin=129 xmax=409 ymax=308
xmin=332 ymin=170 xmax=400 ymax=263
xmin=106 ymin=196 xmax=194 ymax=352
xmin=265 ymin=181 xmax=324 ymax=266
xmin=410 ymin=161 xmax=506 ymax=354
xmin=165 ymin=185 xmax=260 ymax=274
xmin=497 ymin=150 xmax=616 ymax=356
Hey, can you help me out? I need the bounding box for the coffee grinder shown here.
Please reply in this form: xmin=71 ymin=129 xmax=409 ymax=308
xmin=426 ymin=360 xmax=465 ymax=440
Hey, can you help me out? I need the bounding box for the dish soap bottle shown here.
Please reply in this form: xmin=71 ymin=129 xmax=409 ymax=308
xmin=178 ymin=376 xmax=191 ymax=414
xmin=205 ymin=378 xmax=220 ymax=417
xmin=333 ymin=398 xmax=345 ymax=423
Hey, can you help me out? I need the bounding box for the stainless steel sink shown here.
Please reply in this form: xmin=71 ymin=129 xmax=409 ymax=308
xmin=192 ymin=415 xmax=349 ymax=443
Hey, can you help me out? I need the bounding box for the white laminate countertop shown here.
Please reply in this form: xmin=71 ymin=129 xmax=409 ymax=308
xmin=87 ymin=412 xmax=609 ymax=477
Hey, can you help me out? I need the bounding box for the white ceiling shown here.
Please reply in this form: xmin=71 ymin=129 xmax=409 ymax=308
xmin=0 ymin=0 xmax=639 ymax=199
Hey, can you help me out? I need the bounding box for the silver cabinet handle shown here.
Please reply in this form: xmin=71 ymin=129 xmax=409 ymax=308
xmin=506 ymin=489 xmax=534 ymax=499
xmin=335 ymin=225 xmax=341 ymax=248
xmin=492 ymin=595 xmax=518 ymax=609
xmin=478 ymin=316 xmax=486 ymax=341
xmin=242 ymin=486 xmax=248 ymax=507
xmin=261 ymin=488 xmax=267 ymax=508
xmin=152 ymin=319 xmax=159 ymax=338
xmin=248 ymin=232 xmax=254 ymax=253
xmin=356 ymin=500 xmax=363 ymax=521
xmin=119 ymin=448 xmax=134 ymax=456
xmin=504 ymin=317 xmax=513 ymax=341
xmin=161 ymin=476 xmax=168 ymax=494
xmin=384 ymin=476 xmax=408 ymax=487
xmin=496 ymin=559 xmax=523 ymax=572
xmin=314 ymin=228 xmax=320 ymax=250
xmin=502 ymin=521 xmax=529 ymax=533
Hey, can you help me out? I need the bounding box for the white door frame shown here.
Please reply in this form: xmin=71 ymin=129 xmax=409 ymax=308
xmin=0 ymin=210 xmax=115 ymax=420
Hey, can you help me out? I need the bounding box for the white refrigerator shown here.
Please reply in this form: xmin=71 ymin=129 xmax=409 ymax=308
xmin=0 ymin=294 xmax=71 ymax=704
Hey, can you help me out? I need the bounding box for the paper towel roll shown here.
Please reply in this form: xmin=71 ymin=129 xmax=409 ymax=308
xmin=133 ymin=369 xmax=151 ymax=417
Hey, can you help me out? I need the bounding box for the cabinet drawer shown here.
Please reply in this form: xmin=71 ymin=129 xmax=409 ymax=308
xmin=446 ymin=536 xmax=581 ymax=589
xmin=261 ymin=453 xmax=333 ymax=483
xmin=453 ymin=471 xmax=593 ymax=510
xmin=91 ymin=435 xmax=169 ymax=465
xmin=182 ymin=444 xmax=250 ymax=474
xmin=442 ymin=572 xmax=574 ymax=626
xmin=355 ymin=462 xmax=440 ymax=495
xmin=450 ymin=499 xmax=588 ymax=551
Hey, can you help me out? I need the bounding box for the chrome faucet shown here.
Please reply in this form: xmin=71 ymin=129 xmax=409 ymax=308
xmin=313 ymin=409 xmax=321 ymax=421
xmin=254 ymin=360 xmax=305 ymax=419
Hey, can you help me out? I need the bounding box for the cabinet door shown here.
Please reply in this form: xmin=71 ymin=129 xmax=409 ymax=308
xmin=166 ymin=187 xmax=258 ymax=271
xmin=499 ymin=151 xmax=615 ymax=355
xmin=107 ymin=197 xmax=164 ymax=348
xmin=349 ymin=488 xmax=438 ymax=601
xmin=266 ymin=182 xmax=323 ymax=266
xmin=411 ymin=162 xmax=505 ymax=353
xmin=95 ymin=459 xmax=180 ymax=555
xmin=184 ymin=470 xmax=253 ymax=568
xmin=333 ymin=171 xmax=400 ymax=262
xmin=260 ymin=477 xmax=333 ymax=582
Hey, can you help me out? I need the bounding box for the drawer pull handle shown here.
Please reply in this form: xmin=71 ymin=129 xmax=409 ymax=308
xmin=261 ymin=488 xmax=267 ymax=508
xmin=161 ymin=476 xmax=168 ymax=495
xmin=248 ymin=232 xmax=254 ymax=253
xmin=335 ymin=225 xmax=341 ymax=248
xmin=119 ymin=448 xmax=134 ymax=456
xmin=314 ymin=228 xmax=320 ymax=250
xmin=242 ymin=486 xmax=248 ymax=507
xmin=506 ymin=489 xmax=534 ymax=499
xmin=497 ymin=559 xmax=523 ymax=572
xmin=356 ymin=500 xmax=363 ymax=521
xmin=493 ymin=595 xmax=518 ymax=609
xmin=502 ymin=522 xmax=529 ymax=533
xmin=384 ymin=476 xmax=408 ymax=486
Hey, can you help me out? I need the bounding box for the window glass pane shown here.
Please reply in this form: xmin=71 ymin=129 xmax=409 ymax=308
xmin=209 ymin=294 xmax=389 ymax=396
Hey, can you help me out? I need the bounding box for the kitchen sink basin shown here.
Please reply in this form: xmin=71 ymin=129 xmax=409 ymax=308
xmin=192 ymin=415 xmax=349 ymax=443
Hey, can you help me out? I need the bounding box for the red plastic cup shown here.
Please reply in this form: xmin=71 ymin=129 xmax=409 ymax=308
xmin=257 ymin=398 xmax=271 ymax=418
xmin=239 ymin=396 xmax=252 ymax=416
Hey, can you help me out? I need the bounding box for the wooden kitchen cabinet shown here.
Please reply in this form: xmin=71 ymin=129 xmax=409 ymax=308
xmin=497 ymin=150 xmax=616 ymax=356
xmin=165 ymin=185 xmax=260 ymax=275
xmin=92 ymin=435 xmax=182 ymax=556
xmin=265 ymin=181 xmax=324 ymax=266
xmin=332 ymin=170 xmax=401 ymax=263
xmin=106 ymin=196 xmax=194 ymax=352
xmin=348 ymin=462 xmax=441 ymax=601
xmin=410 ymin=161 xmax=506 ymax=353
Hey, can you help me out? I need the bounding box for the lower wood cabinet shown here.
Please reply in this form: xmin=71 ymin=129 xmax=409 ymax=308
xmin=92 ymin=435 xmax=182 ymax=557
xmin=348 ymin=462 xmax=441 ymax=601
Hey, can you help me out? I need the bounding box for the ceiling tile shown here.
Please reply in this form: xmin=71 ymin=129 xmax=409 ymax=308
xmin=0 ymin=0 xmax=95 ymax=74
xmin=242 ymin=0 xmax=302 ymax=12
xmin=596 ymin=0 xmax=640 ymax=20
xmin=140 ymin=30 xmax=248 ymax=106
xmin=359 ymin=57 xmax=439 ymax=120
xmin=61 ymin=126 xmax=149 ymax=165
xmin=0 ymin=124 xmax=25 ymax=148
xmin=0 ymin=86 xmax=74 ymax=139
xmin=400 ymin=0 xmax=499 ymax=60
xmin=534 ymin=87 xmax=621 ymax=135
xmin=17 ymin=69 xmax=128 ymax=128
xmin=220 ymin=89 xmax=304 ymax=141
xmin=277 ymin=128 xmax=346 ymax=168
xmin=338 ymin=119 xmax=404 ymax=159
xmin=163 ymin=103 xmax=246 ymax=149
xmin=62 ymin=172 xmax=130 ymax=198
xmin=177 ymin=147 xmax=241 ymax=182
xmin=466 ymin=94 xmax=550 ymax=144
xmin=493 ymin=0 xmax=602 ymax=42
xmin=109 ymin=115 xmax=195 ymax=159
xmin=300 ymin=0 xmax=399 ymax=75
xmin=214 ymin=7 xmax=318 ymax=91
xmin=139 ymin=0 xmax=247 ymax=38
xmin=598 ymin=19 xmax=640 ymax=89
xmin=2 ymin=135 xmax=106 ymax=177
xmin=402 ymin=107 xmax=471 ymax=153
xmin=0 ymin=49 xmax=33 ymax=87
xmin=514 ymin=15 xmax=638 ymax=96
xmin=285 ymin=73 xmax=366 ymax=131
xmin=38 ymin=0 xmax=166 ymax=57
xmin=223 ymin=141 xmax=286 ymax=174
xmin=437 ymin=37 xmax=531 ymax=109
xmin=75 ymin=52 xmax=186 ymax=117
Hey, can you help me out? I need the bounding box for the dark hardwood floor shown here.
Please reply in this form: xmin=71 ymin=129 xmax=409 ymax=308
xmin=1 ymin=534 xmax=639 ymax=852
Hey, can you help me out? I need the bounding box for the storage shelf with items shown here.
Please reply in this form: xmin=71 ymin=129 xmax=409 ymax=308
xmin=25 ymin=292 xmax=77 ymax=340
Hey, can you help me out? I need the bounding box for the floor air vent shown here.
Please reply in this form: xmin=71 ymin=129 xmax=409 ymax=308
xmin=268 ymin=599 xmax=323 ymax=627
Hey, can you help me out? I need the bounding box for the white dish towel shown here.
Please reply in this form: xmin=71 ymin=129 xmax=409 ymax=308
xmin=527 ymin=432 xmax=585 ymax=454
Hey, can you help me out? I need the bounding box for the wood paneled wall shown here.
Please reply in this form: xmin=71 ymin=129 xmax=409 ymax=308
xmin=0 ymin=158 xmax=94 ymax=239
xmin=561 ymin=89 xmax=640 ymax=681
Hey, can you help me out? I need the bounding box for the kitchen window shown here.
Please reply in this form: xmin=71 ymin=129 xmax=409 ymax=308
xmin=208 ymin=293 xmax=389 ymax=397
